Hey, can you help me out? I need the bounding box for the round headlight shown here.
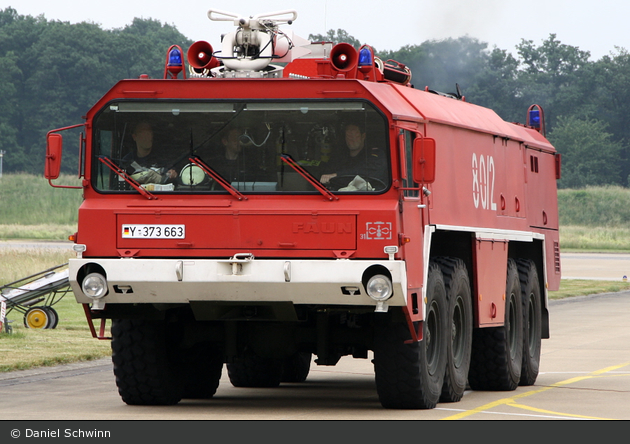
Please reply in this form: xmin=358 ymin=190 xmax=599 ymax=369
xmin=82 ymin=273 xmax=108 ymax=299
xmin=366 ymin=274 xmax=393 ymax=302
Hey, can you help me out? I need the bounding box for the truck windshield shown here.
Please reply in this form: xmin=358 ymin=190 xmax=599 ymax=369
xmin=91 ymin=100 xmax=390 ymax=194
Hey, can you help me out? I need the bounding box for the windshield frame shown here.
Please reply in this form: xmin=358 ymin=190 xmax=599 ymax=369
xmin=90 ymin=98 xmax=391 ymax=196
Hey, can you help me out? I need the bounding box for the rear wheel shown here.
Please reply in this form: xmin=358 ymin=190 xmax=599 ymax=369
xmin=468 ymin=259 xmax=523 ymax=391
xmin=227 ymin=348 xmax=284 ymax=388
xmin=435 ymin=257 xmax=473 ymax=403
xmin=373 ymin=262 xmax=448 ymax=409
xmin=111 ymin=319 xmax=184 ymax=405
xmin=517 ymin=259 xmax=542 ymax=386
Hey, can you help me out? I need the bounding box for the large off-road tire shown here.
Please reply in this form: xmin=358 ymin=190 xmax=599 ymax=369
xmin=227 ymin=348 xmax=284 ymax=388
xmin=516 ymin=259 xmax=542 ymax=386
xmin=181 ymin=343 xmax=224 ymax=399
xmin=373 ymin=262 xmax=448 ymax=409
xmin=435 ymin=257 xmax=473 ymax=403
xmin=468 ymin=259 xmax=523 ymax=391
xmin=111 ymin=319 xmax=184 ymax=405
xmin=281 ymin=352 xmax=312 ymax=383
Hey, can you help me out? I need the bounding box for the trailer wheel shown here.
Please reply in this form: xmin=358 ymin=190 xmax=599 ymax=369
xmin=182 ymin=343 xmax=224 ymax=399
xmin=517 ymin=259 xmax=542 ymax=386
xmin=111 ymin=319 xmax=183 ymax=405
xmin=24 ymin=307 xmax=50 ymax=329
xmin=468 ymin=259 xmax=523 ymax=391
xmin=227 ymin=348 xmax=284 ymax=388
xmin=435 ymin=257 xmax=473 ymax=403
xmin=373 ymin=262 xmax=447 ymax=409
xmin=43 ymin=307 xmax=59 ymax=329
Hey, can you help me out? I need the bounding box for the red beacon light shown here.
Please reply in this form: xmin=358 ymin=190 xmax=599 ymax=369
xmin=164 ymin=45 xmax=186 ymax=79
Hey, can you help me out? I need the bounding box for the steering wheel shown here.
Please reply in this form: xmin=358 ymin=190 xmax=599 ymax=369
xmin=327 ymin=175 xmax=387 ymax=191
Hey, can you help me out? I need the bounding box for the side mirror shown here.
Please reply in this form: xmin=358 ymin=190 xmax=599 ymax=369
xmin=45 ymin=133 xmax=63 ymax=180
xmin=412 ymin=137 xmax=436 ymax=184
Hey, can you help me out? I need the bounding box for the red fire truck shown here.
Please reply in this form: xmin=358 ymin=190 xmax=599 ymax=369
xmin=44 ymin=9 xmax=561 ymax=409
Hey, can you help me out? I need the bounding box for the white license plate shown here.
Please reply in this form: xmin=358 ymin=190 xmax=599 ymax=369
xmin=122 ymin=224 xmax=185 ymax=239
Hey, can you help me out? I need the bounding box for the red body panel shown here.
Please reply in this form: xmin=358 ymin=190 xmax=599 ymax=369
xmin=473 ymin=239 xmax=509 ymax=327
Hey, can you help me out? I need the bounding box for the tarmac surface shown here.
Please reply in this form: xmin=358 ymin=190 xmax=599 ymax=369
xmin=0 ymin=290 xmax=629 ymax=421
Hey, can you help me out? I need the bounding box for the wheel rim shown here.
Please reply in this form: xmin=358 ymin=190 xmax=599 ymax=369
xmin=452 ymin=295 xmax=465 ymax=368
xmin=25 ymin=308 xmax=49 ymax=329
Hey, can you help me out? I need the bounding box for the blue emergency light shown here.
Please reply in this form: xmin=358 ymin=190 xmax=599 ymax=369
xmin=529 ymin=109 xmax=541 ymax=129
xmin=358 ymin=47 xmax=373 ymax=67
xmin=168 ymin=48 xmax=183 ymax=66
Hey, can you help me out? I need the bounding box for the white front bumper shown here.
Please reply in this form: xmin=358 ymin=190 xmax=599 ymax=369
xmin=69 ymin=257 xmax=408 ymax=308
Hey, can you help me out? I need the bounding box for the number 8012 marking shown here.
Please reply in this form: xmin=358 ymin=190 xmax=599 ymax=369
xmin=472 ymin=153 xmax=497 ymax=211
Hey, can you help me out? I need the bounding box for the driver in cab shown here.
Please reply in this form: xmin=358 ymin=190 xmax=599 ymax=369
xmin=319 ymin=122 xmax=387 ymax=189
xmin=123 ymin=121 xmax=178 ymax=185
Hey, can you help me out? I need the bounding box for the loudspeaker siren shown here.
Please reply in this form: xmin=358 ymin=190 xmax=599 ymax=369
xmin=187 ymin=40 xmax=219 ymax=70
xmin=329 ymin=42 xmax=359 ymax=74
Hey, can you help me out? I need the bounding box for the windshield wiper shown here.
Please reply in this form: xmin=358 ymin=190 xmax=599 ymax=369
xmin=98 ymin=156 xmax=156 ymax=200
xmin=188 ymin=156 xmax=248 ymax=201
xmin=280 ymin=154 xmax=338 ymax=201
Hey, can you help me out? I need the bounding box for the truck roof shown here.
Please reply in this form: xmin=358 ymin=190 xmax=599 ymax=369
xmin=363 ymin=82 xmax=555 ymax=152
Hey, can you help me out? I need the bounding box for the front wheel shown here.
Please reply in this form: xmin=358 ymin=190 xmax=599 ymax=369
xmin=111 ymin=319 xmax=184 ymax=405
xmin=373 ymin=262 xmax=448 ymax=409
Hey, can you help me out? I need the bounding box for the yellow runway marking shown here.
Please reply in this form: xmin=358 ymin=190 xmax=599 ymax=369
xmin=442 ymin=362 xmax=630 ymax=420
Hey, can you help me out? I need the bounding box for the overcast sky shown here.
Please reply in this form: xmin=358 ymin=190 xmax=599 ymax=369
xmin=2 ymin=0 xmax=628 ymax=60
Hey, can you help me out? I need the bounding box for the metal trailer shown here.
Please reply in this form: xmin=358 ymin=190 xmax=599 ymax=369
xmin=0 ymin=263 xmax=71 ymax=331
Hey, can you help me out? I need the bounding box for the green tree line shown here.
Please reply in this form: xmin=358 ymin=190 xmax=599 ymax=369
xmin=1 ymin=7 xmax=627 ymax=189
xmin=0 ymin=7 xmax=192 ymax=175
xmin=312 ymin=30 xmax=630 ymax=189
